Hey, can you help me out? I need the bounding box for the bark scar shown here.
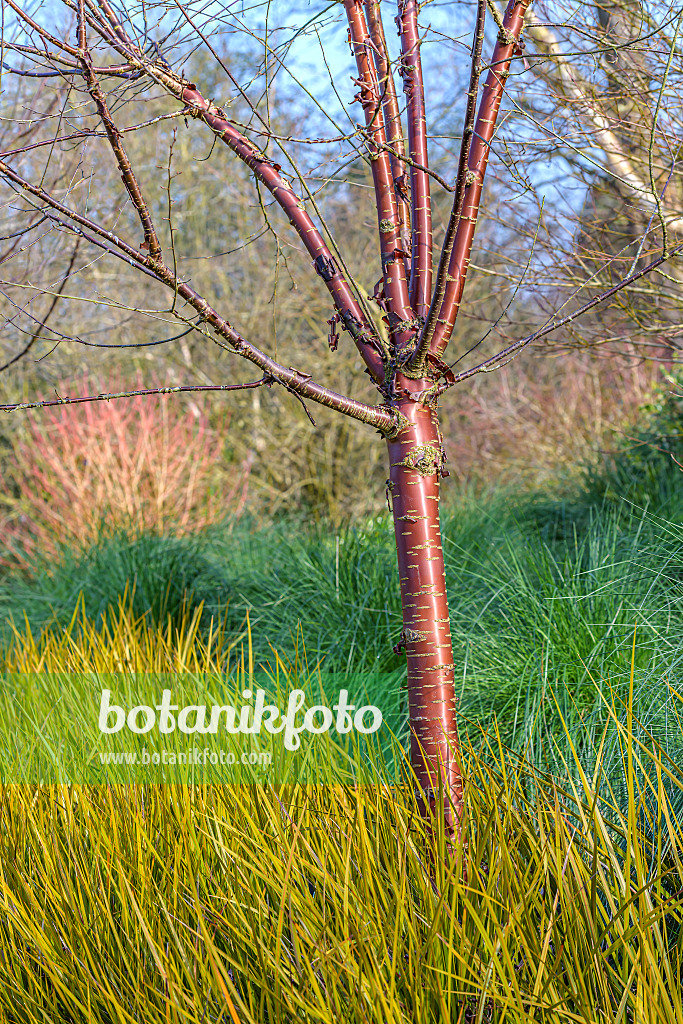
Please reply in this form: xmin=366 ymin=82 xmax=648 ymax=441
xmin=393 ymin=443 xmax=444 ymax=476
xmin=393 ymin=626 xmax=429 ymax=653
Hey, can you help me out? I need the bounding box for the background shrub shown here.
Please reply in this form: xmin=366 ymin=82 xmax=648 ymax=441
xmin=0 ymin=378 xmax=251 ymax=569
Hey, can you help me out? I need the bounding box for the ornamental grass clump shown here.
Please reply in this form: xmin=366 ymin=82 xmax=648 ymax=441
xmin=0 ymin=610 xmax=682 ymax=1021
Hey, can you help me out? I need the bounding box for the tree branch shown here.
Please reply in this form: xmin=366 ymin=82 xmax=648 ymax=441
xmin=525 ymin=7 xmax=683 ymax=232
xmin=0 ymin=239 xmax=81 ymax=372
xmin=407 ymin=0 xmax=486 ymax=372
xmin=365 ymin=0 xmax=411 ymax=255
xmin=76 ymin=0 xmax=162 ymax=260
xmin=0 ymin=158 xmax=399 ymax=435
xmin=0 ymin=113 xmax=188 ymax=161
xmin=429 ymin=0 xmax=532 ymax=359
xmin=2 ymin=0 xmax=81 ymax=58
xmin=344 ymin=0 xmax=415 ymax=350
xmin=397 ymin=0 xmax=432 ymax=320
xmin=0 ymin=378 xmax=275 ymax=413
xmin=87 ymin=0 xmax=387 ymax=383
xmin=442 ymin=244 xmax=683 ymax=388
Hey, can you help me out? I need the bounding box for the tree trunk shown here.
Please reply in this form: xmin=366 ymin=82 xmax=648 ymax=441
xmin=387 ymin=395 xmax=463 ymax=828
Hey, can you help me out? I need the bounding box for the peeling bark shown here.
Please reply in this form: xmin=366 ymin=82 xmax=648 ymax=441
xmin=387 ymin=396 xmax=463 ymax=827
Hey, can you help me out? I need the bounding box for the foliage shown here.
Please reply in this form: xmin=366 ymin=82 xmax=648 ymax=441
xmin=2 ymin=531 xmax=236 ymax=634
xmin=1 ymin=456 xmax=683 ymax=1018
xmin=0 ymin=597 xmax=402 ymax=785
xmin=1 ymin=590 xmax=237 ymax=677
xmin=4 ymin=483 xmax=683 ymax=780
xmin=439 ymin=349 xmax=659 ymax=493
xmin=516 ymin=365 xmax=683 ymax=543
xmin=584 ymin=368 xmax=683 ymax=510
xmin=448 ymin=504 xmax=683 ymax=743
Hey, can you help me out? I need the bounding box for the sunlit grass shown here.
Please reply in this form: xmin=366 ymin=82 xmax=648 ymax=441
xmin=1 ymin=610 xmax=683 ymax=1021
xmin=2 ymin=588 xmax=240 ymax=677
xmin=0 ymin=597 xmax=404 ymax=787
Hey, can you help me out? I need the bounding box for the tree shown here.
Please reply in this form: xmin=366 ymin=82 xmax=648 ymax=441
xmin=1 ymin=0 xmax=682 ymax=831
xmin=499 ymin=1 xmax=683 ymax=358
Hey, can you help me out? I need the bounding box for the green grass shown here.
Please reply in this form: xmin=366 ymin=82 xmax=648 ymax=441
xmin=3 ymin=486 xmax=683 ymax=780
xmin=3 ymin=401 xmax=683 ymax=807
xmin=2 ymin=600 xmax=683 ymax=1022
xmin=0 ymin=531 xmax=233 ymax=633
xmin=2 ymin=420 xmax=683 ymax=1020
xmin=0 ymin=600 xmax=403 ymax=786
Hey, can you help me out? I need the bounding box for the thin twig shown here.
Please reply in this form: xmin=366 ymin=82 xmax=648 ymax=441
xmin=77 ymin=0 xmax=162 ymax=261
xmin=430 ymin=0 xmax=532 ymax=358
xmin=647 ymin=7 xmax=683 ymax=258
xmin=0 ymin=113 xmax=188 ymax=160
xmin=361 ymin=136 xmax=455 ymax=192
xmin=442 ymin=244 xmax=683 ymax=389
xmin=0 ymin=159 xmax=397 ymax=435
xmin=91 ymin=0 xmax=386 ymax=381
xmin=0 ymin=378 xmax=275 ymax=414
xmin=0 ymin=239 xmax=81 ymax=373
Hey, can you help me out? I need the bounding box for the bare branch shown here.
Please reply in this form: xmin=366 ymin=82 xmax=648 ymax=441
xmin=76 ymin=0 xmax=162 ymax=260
xmin=408 ymin=0 xmax=487 ymax=373
xmin=430 ymin=0 xmax=532 ymax=358
xmin=90 ymin=0 xmax=387 ymax=383
xmin=365 ymin=139 xmax=455 ymax=193
xmin=365 ymin=0 xmax=410 ymax=253
xmin=0 ymin=113 xmax=188 ymax=160
xmin=344 ymin=0 xmax=414 ymax=350
xmin=0 ymin=238 xmax=81 ymax=372
xmin=397 ymin=0 xmax=432 ymax=319
xmin=0 ymin=377 xmax=275 ymax=413
xmin=525 ymin=8 xmax=683 ymax=231
xmin=0 ymin=158 xmax=399 ymax=435
xmin=2 ymin=0 xmax=81 ymax=58
xmin=444 ymin=247 xmax=683 ymax=388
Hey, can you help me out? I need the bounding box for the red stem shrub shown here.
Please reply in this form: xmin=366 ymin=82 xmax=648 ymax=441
xmin=2 ymin=379 xmax=251 ymax=568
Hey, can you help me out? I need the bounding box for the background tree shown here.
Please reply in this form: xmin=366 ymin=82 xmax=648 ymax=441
xmin=1 ymin=0 xmax=682 ymax=828
xmin=501 ymin=0 xmax=683 ymax=357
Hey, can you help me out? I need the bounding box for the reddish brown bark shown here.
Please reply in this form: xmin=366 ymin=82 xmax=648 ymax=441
xmin=386 ymin=3 xmax=527 ymax=827
xmin=365 ymin=0 xmax=411 ymax=257
xmin=176 ymin=88 xmax=388 ymax=381
xmin=0 ymin=158 xmax=397 ymax=435
xmin=1 ymin=0 xmax=545 ymax=840
xmin=410 ymin=0 xmax=486 ymax=370
xmin=387 ymin=396 xmax=462 ymax=826
xmin=91 ymin=0 xmax=388 ymax=383
xmin=397 ymin=0 xmax=432 ymax=321
xmin=431 ymin=0 xmax=531 ymax=356
xmin=345 ymin=0 xmax=415 ymax=349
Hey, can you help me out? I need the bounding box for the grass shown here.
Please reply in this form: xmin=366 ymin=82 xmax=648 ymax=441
xmin=0 ymin=531 xmax=234 ymax=634
xmin=1 ymin=631 xmax=683 ymax=1021
xmin=0 ymin=599 xmax=403 ymax=786
xmin=2 ymin=392 xmax=683 ymax=1020
xmin=3 ymin=488 xmax=683 ymax=778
